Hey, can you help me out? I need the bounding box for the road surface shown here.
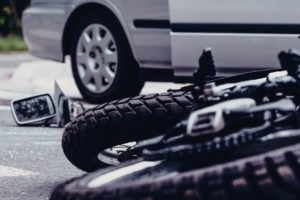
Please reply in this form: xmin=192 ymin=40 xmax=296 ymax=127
xmin=0 ymin=105 xmax=84 ymax=200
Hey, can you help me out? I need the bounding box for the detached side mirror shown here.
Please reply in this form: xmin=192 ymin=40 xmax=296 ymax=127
xmin=11 ymin=94 xmax=56 ymax=126
xmin=11 ymin=81 xmax=85 ymax=127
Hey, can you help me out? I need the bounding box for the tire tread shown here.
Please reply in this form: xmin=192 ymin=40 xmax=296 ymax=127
xmin=62 ymin=91 xmax=194 ymax=172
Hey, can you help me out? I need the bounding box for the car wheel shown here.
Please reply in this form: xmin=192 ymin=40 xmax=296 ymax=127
xmin=71 ymin=11 xmax=144 ymax=103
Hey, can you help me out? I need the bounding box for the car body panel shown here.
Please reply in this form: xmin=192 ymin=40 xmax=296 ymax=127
xmin=170 ymin=0 xmax=300 ymax=24
xmin=22 ymin=4 xmax=71 ymax=61
xmin=171 ymin=33 xmax=299 ymax=77
xmin=23 ymin=0 xmax=300 ymax=79
xmin=116 ymin=0 xmax=171 ymax=68
xmin=170 ymin=0 xmax=300 ymax=76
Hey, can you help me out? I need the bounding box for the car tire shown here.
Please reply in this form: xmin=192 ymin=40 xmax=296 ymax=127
xmin=71 ymin=10 xmax=144 ymax=104
xmin=62 ymin=91 xmax=194 ymax=172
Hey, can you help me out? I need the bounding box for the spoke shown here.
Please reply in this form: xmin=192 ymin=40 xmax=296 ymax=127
xmin=99 ymin=32 xmax=112 ymax=50
xmin=82 ymin=68 xmax=93 ymax=84
xmin=92 ymin=26 xmax=101 ymax=42
xmin=104 ymin=51 xmax=117 ymax=64
xmin=82 ymin=74 xmax=92 ymax=85
xmin=102 ymin=66 xmax=115 ymax=83
xmin=82 ymin=32 xmax=92 ymax=50
xmin=93 ymin=74 xmax=103 ymax=92
xmin=94 ymin=56 xmax=103 ymax=68
xmin=77 ymin=53 xmax=87 ymax=65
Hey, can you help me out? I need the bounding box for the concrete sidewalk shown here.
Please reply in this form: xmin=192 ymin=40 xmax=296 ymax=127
xmin=0 ymin=52 xmax=37 ymax=68
xmin=9 ymin=58 xmax=81 ymax=97
xmin=0 ymin=55 xmax=185 ymax=103
xmin=0 ymin=58 xmax=82 ymax=101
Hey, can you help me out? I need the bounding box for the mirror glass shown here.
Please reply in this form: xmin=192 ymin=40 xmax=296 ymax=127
xmin=12 ymin=94 xmax=56 ymax=124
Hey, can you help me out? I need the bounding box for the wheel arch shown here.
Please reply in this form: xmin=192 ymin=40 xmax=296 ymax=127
xmin=62 ymin=3 xmax=137 ymax=62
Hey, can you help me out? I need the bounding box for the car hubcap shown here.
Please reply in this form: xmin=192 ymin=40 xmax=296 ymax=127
xmin=76 ymin=24 xmax=118 ymax=94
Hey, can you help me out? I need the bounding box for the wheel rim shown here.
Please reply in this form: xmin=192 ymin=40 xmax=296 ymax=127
xmin=76 ymin=24 xmax=118 ymax=94
xmin=98 ymin=142 xmax=137 ymax=166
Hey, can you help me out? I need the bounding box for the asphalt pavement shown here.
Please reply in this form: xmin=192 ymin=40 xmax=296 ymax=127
xmin=0 ymin=106 xmax=83 ymax=200
xmin=0 ymin=53 xmax=84 ymax=200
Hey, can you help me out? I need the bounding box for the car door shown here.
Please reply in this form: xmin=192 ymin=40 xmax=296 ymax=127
xmin=117 ymin=0 xmax=170 ymax=67
xmin=170 ymin=0 xmax=300 ymax=76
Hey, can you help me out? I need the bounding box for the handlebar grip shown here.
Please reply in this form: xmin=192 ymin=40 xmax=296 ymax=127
xmin=278 ymin=49 xmax=300 ymax=77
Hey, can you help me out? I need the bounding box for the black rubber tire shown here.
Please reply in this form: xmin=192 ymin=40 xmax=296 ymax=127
xmin=62 ymin=91 xmax=194 ymax=172
xmin=71 ymin=9 xmax=144 ymax=104
xmin=52 ymin=136 xmax=300 ymax=200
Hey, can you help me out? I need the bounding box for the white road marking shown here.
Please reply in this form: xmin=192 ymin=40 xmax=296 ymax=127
xmin=0 ymin=165 xmax=39 ymax=177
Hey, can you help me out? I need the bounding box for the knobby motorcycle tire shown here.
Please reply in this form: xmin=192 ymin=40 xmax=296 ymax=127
xmin=52 ymin=134 xmax=300 ymax=200
xmin=62 ymin=91 xmax=194 ymax=172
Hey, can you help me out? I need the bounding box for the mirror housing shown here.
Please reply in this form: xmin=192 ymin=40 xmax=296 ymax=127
xmin=11 ymin=81 xmax=85 ymax=127
xmin=11 ymin=94 xmax=56 ymax=125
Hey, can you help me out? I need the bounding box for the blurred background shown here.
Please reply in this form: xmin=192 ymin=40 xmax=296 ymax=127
xmin=0 ymin=0 xmax=29 ymax=52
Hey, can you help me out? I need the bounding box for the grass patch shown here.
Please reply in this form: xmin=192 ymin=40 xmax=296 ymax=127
xmin=0 ymin=35 xmax=27 ymax=52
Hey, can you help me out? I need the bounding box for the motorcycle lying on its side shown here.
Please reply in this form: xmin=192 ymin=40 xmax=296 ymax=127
xmin=50 ymin=49 xmax=300 ymax=200
xmin=62 ymin=48 xmax=300 ymax=172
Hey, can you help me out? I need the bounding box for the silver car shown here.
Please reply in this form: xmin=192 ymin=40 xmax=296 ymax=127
xmin=22 ymin=0 xmax=300 ymax=103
